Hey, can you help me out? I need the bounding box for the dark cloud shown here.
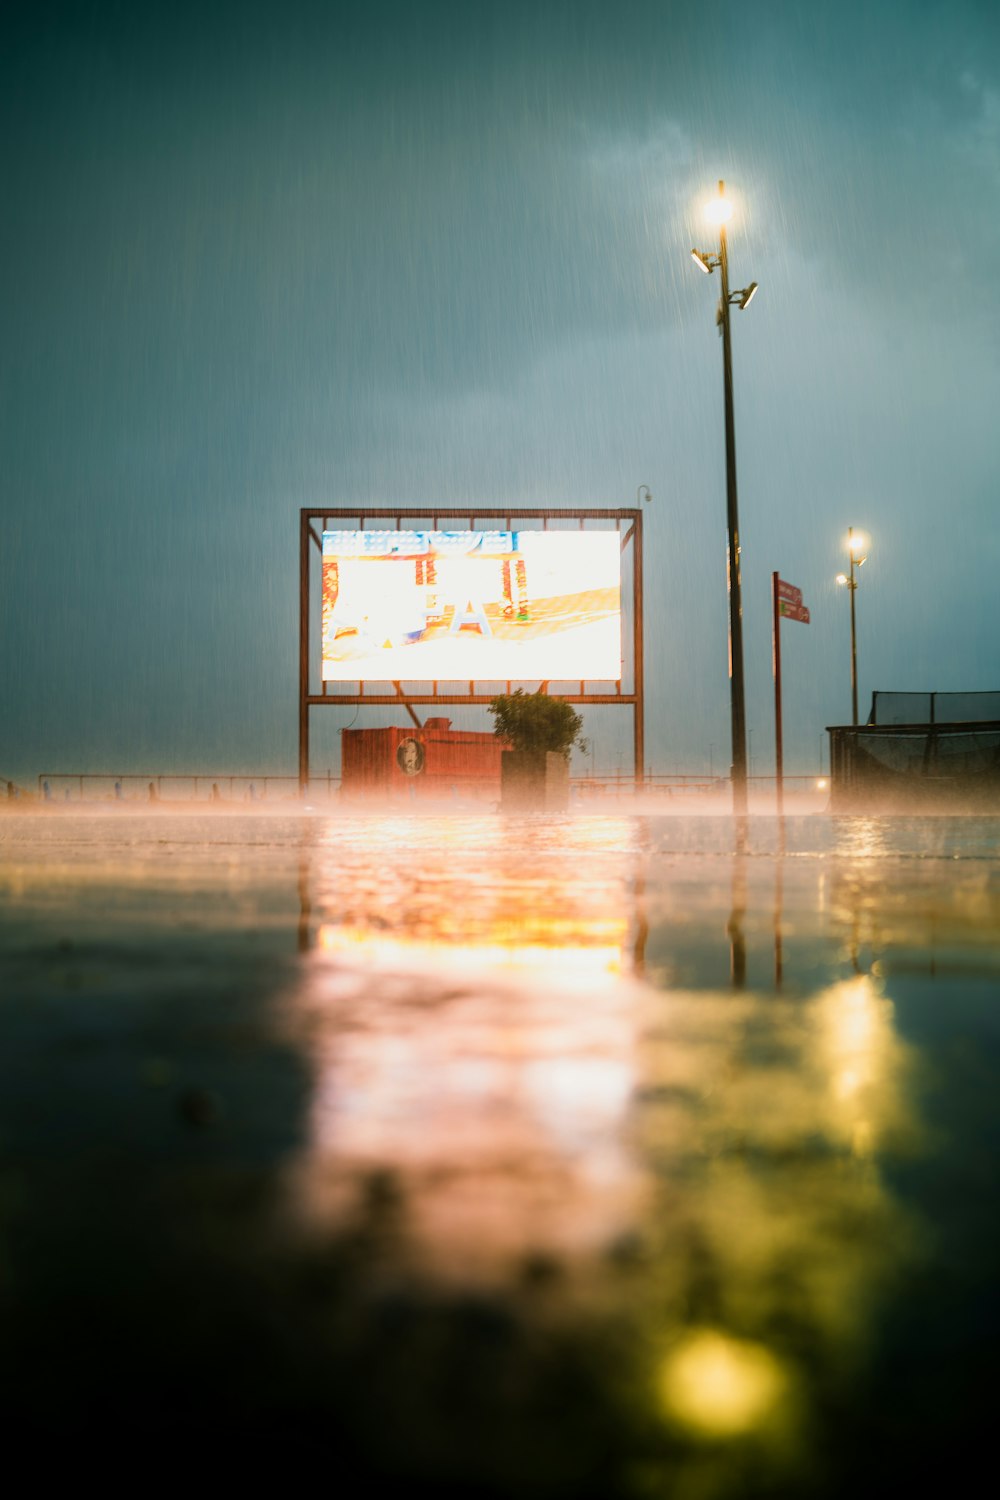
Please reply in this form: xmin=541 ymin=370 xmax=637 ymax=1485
xmin=1 ymin=1 xmax=998 ymax=777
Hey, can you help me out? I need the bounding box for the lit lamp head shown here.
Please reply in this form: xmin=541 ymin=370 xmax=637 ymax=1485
xmin=704 ymin=191 xmax=734 ymax=228
xmin=836 ymin=573 xmax=849 ymax=587
xmin=691 ymin=248 xmax=714 ymax=274
xmin=847 ymin=530 xmax=868 ymax=566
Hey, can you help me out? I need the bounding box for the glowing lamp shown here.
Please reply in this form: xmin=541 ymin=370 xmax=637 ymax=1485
xmin=704 ymin=194 xmax=734 ymax=226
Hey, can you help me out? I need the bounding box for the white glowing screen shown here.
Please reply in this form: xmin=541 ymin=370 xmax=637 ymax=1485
xmin=321 ymin=530 xmax=621 ymax=681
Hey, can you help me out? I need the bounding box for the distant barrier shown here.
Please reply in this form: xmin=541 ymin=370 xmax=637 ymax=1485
xmin=32 ymin=770 xmax=828 ymax=805
xmin=573 ymin=773 xmax=826 ymax=802
xmin=36 ymin=773 xmax=340 ymax=803
xmin=828 ymin=722 xmax=1000 ymax=812
xmin=869 ymin=691 xmax=1000 ymax=726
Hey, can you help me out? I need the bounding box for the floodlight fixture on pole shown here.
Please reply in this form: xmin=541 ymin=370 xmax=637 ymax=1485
xmin=836 ymin=526 xmax=868 ymax=726
xmin=689 ymin=179 xmax=759 ymax=823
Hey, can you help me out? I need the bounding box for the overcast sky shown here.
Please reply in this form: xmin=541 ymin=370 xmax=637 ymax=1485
xmin=2 ymin=0 xmax=998 ymax=784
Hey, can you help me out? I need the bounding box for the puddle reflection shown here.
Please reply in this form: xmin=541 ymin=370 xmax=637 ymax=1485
xmin=291 ymin=818 xmax=646 ymax=1276
xmin=4 ymin=811 xmax=998 ymax=1490
xmin=286 ymin=816 xmax=923 ymax=1481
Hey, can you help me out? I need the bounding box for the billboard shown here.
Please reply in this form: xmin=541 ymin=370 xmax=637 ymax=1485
xmin=321 ymin=529 xmax=621 ymax=681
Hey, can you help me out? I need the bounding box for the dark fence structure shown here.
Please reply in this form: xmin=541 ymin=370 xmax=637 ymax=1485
xmin=867 ymin=690 xmax=1000 ymax=726
xmin=829 ymin=692 xmax=1000 ymax=812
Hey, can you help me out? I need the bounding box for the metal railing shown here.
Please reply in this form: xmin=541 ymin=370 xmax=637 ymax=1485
xmin=36 ymin=772 xmax=340 ymax=803
xmin=29 ymin=770 xmax=829 ymax=805
xmin=573 ymin=772 xmax=827 ymax=800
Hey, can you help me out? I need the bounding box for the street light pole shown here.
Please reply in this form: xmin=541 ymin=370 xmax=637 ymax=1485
xmin=849 ymin=535 xmax=859 ymax=726
xmin=836 ymin=527 xmax=867 ymax=726
xmin=717 ymin=194 xmax=747 ymax=817
xmin=691 ymin=181 xmax=758 ymax=821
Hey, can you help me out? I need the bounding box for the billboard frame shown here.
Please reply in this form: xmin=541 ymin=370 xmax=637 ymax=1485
xmin=299 ymin=507 xmax=644 ymax=792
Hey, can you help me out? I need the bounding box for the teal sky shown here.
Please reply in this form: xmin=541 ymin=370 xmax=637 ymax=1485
xmin=2 ymin=0 xmax=998 ymax=782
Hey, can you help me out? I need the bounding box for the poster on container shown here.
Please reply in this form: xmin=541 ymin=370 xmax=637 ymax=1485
xmin=321 ymin=530 xmax=622 ymax=681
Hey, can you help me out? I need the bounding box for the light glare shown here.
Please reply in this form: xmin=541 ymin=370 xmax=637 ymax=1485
xmin=705 ymin=195 xmax=734 ymax=226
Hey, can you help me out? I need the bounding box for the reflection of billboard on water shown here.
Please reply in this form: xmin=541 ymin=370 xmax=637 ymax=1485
xmin=321 ymin=530 xmax=621 ymax=681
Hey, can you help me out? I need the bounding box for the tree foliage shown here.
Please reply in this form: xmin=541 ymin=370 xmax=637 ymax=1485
xmin=487 ymin=690 xmax=587 ymax=760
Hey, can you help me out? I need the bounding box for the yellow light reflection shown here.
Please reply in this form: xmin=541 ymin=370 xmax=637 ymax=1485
xmin=834 ymin=817 xmax=890 ymax=860
xmin=818 ymin=974 xmax=900 ymax=1155
xmin=317 ymin=924 xmax=623 ymax=984
xmin=657 ymin=1329 xmax=789 ymax=1438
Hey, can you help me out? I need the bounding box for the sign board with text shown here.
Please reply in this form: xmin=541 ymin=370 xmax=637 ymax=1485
xmin=777 ymin=577 xmax=810 ymax=624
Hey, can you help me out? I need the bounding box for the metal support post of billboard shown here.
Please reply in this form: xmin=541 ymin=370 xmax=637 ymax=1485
xmin=632 ymin=508 xmax=645 ymax=789
xmin=298 ymin=510 xmax=311 ymax=795
xmin=297 ymin=508 xmax=644 ymax=793
xmin=772 ymin=570 xmax=784 ymax=820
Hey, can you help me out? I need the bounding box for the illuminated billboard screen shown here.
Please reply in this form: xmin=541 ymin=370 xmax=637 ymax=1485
xmin=321 ymin=530 xmax=621 ymax=681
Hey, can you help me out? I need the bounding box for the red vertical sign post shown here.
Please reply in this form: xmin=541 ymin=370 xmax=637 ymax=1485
xmin=772 ymin=573 xmax=810 ymax=816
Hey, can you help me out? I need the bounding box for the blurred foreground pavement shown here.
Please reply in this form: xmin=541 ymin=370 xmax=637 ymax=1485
xmin=1 ymin=810 xmax=998 ymax=1495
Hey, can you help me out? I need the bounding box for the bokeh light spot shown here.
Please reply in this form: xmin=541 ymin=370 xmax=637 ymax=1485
xmin=657 ymin=1329 xmax=789 ymax=1438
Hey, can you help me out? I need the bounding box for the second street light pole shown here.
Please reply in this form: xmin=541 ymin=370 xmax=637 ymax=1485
xmin=836 ymin=527 xmax=868 ymax=726
xmin=851 ymin=531 xmax=863 ymax=729
xmin=691 ymin=181 xmax=758 ymax=821
xmin=849 ymin=540 xmax=859 ymax=726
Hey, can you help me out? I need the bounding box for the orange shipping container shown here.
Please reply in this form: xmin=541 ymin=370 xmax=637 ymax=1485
xmin=340 ymin=719 xmax=503 ymax=803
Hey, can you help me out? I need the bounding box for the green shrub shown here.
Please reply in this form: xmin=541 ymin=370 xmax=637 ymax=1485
xmin=488 ymin=690 xmax=588 ymax=760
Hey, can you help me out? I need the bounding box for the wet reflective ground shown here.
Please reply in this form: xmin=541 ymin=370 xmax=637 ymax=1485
xmin=1 ymin=810 xmax=998 ymax=1493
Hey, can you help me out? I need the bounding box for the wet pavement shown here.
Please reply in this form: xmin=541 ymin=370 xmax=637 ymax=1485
xmin=1 ymin=809 xmax=998 ymax=1493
